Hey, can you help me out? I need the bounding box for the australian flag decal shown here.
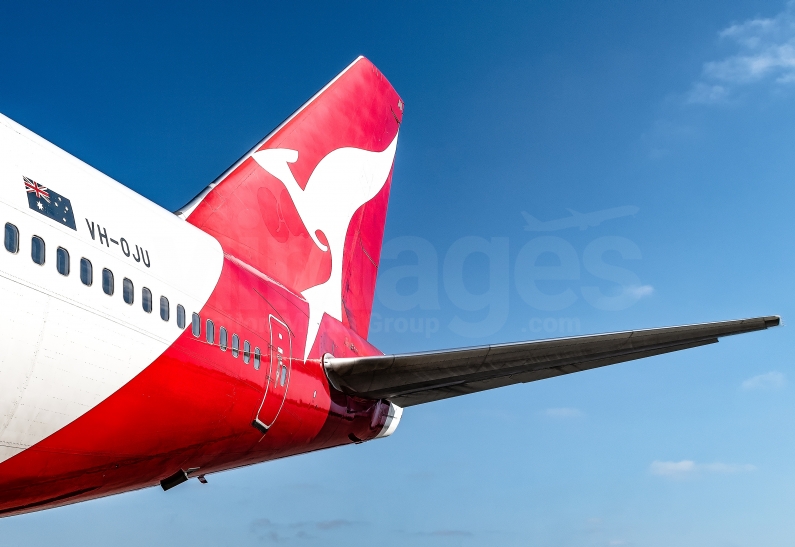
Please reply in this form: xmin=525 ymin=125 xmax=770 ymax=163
xmin=24 ymin=176 xmax=77 ymax=230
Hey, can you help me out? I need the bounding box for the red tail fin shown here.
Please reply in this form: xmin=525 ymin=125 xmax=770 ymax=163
xmin=180 ymin=57 xmax=402 ymax=352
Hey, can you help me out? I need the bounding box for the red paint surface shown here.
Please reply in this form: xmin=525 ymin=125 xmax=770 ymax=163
xmin=0 ymin=57 xmax=401 ymax=516
xmin=187 ymin=57 xmax=401 ymax=340
xmin=255 ymin=316 xmax=293 ymax=430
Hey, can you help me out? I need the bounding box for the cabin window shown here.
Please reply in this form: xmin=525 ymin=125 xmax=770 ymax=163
xmin=177 ymin=305 xmax=186 ymax=329
xmin=102 ymin=268 xmax=114 ymax=295
xmin=280 ymin=364 xmax=287 ymax=386
xmin=56 ymin=247 xmax=69 ymax=276
xmin=123 ymin=278 xmax=134 ymax=305
xmin=31 ymin=236 xmax=45 ymax=265
xmin=219 ymin=327 xmax=228 ymax=351
xmin=206 ymin=319 xmax=215 ymax=344
xmin=243 ymin=340 xmax=251 ymax=364
xmin=160 ymin=296 xmax=169 ymax=321
xmin=4 ymin=223 xmax=18 ymax=253
xmin=80 ymin=258 xmax=93 ymax=286
xmin=232 ymin=334 xmax=239 ymax=358
xmin=142 ymin=287 xmax=152 ymax=313
xmin=254 ymin=347 xmax=261 ymax=370
xmin=191 ymin=313 xmax=200 ymax=336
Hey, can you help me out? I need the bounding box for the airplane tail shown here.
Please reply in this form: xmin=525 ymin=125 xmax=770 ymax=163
xmin=179 ymin=57 xmax=403 ymax=343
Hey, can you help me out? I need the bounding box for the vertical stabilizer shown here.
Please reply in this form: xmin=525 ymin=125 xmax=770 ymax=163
xmin=180 ymin=57 xmax=403 ymax=358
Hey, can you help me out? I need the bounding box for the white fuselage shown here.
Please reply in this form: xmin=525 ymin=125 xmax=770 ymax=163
xmin=0 ymin=113 xmax=223 ymax=465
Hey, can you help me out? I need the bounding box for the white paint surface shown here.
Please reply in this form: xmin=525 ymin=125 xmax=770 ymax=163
xmin=0 ymin=113 xmax=224 ymax=463
xmin=253 ymin=133 xmax=398 ymax=360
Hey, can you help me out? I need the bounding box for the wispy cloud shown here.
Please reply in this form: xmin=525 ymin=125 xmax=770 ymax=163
xmin=686 ymin=83 xmax=730 ymax=104
xmin=428 ymin=530 xmax=474 ymax=537
xmin=315 ymin=519 xmax=355 ymax=531
xmin=626 ymin=285 xmax=654 ymax=299
xmin=688 ymin=1 xmax=795 ymax=104
xmin=544 ymin=407 xmax=583 ymax=418
xmin=741 ymin=371 xmax=786 ymax=390
xmin=250 ymin=517 xmax=361 ymax=542
xmin=650 ymin=460 xmax=756 ymax=479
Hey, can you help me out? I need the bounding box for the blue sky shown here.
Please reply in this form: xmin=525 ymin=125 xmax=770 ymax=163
xmin=2 ymin=1 xmax=795 ymax=545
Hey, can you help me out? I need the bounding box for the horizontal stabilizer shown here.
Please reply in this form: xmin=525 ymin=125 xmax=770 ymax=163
xmin=324 ymin=316 xmax=780 ymax=407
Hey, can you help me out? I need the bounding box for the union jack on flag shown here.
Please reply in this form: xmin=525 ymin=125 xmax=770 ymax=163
xmin=24 ymin=176 xmax=50 ymax=203
xmin=23 ymin=176 xmax=76 ymax=230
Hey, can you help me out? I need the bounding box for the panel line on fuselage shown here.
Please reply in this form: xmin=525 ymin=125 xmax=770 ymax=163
xmin=0 ymin=265 xmax=175 ymax=346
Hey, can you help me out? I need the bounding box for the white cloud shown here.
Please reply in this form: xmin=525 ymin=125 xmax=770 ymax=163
xmin=651 ymin=460 xmax=696 ymax=477
xmin=688 ymin=1 xmax=795 ymax=103
xmin=686 ymin=83 xmax=730 ymax=104
xmin=626 ymin=284 xmax=654 ymax=299
xmin=544 ymin=407 xmax=583 ymax=418
xmin=741 ymin=371 xmax=786 ymax=390
xmin=650 ymin=460 xmax=756 ymax=479
xmin=701 ymin=462 xmax=757 ymax=473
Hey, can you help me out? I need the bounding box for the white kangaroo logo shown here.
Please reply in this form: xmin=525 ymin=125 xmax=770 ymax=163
xmin=253 ymin=133 xmax=399 ymax=360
